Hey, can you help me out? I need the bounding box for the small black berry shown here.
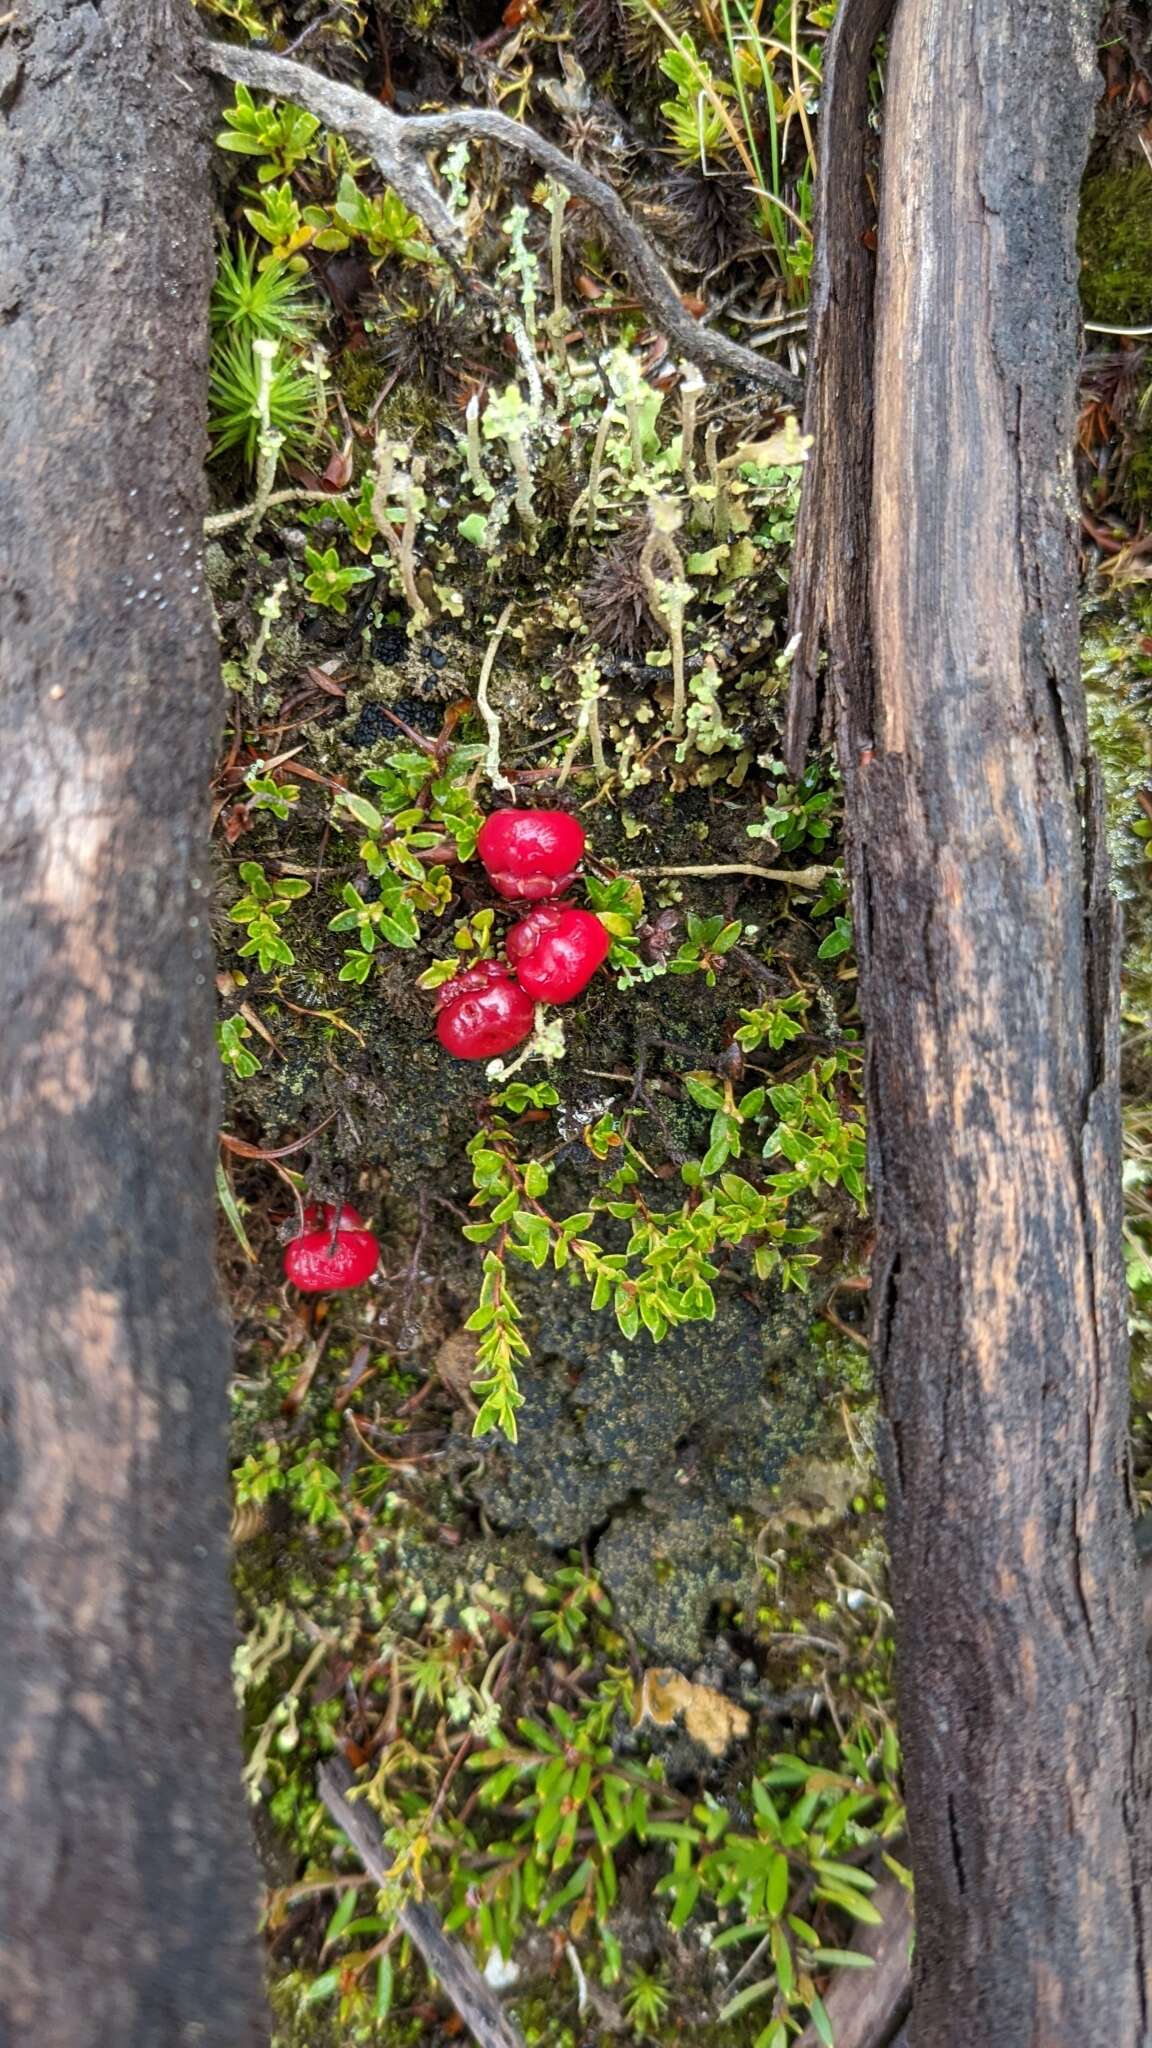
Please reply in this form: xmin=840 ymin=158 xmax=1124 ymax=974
xmin=348 ymin=702 xmax=394 ymax=749
xmin=373 ymin=624 xmax=410 ymax=665
xmin=390 ymin=694 xmax=443 ymax=737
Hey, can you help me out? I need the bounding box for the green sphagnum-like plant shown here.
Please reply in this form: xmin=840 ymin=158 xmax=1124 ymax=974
xmin=211 ymin=238 xmax=318 ymax=345
xmin=208 ymin=333 xmax=318 ymax=469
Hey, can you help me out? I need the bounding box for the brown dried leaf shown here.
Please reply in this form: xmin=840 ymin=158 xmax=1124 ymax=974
xmin=303 ymin=664 xmax=349 ymax=698
xmin=231 ymin=1502 xmax=268 ymax=1546
xmin=322 ymin=437 xmax=355 ymax=490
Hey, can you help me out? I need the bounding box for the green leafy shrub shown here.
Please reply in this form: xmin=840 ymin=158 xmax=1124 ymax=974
xmin=303 ymin=545 xmax=375 ymax=614
xmin=218 ymin=1014 xmax=262 ymax=1079
xmin=657 ymin=1724 xmax=905 ymax=2042
xmin=228 ymin=861 xmax=311 ymax=973
xmin=322 ymin=173 xmax=432 ymax=261
xmin=327 ymin=749 xmax=485 ymax=979
xmin=462 ymin=1040 xmax=864 ymax=1438
xmin=748 ymin=761 xmax=839 ymax=857
xmin=216 ymin=82 xmax=321 ymax=180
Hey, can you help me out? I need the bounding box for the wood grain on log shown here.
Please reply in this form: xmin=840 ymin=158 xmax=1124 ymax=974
xmin=0 ymin=3 xmax=264 ymax=2042
xmin=790 ymin=0 xmax=1152 ymax=2040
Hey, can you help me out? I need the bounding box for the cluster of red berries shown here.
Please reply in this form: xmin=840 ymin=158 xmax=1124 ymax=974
xmin=283 ymin=811 xmax=608 ymax=1293
xmin=434 ymin=810 xmax=609 ymax=1062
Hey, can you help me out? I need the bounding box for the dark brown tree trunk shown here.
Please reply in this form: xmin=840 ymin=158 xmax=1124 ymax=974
xmin=790 ymin=1 xmax=1152 ymax=2041
xmin=0 ymin=4 xmax=264 ymax=2042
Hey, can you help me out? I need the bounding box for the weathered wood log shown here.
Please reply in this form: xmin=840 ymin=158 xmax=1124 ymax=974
xmin=789 ymin=0 xmax=1152 ymax=2041
xmin=0 ymin=2 xmax=264 ymax=2041
xmin=807 ymin=1528 xmax=1152 ymax=2048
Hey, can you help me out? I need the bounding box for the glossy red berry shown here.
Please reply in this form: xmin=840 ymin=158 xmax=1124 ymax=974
xmin=283 ymin=1203 xmax=379 ymax=1293
xmin=506 ymin=906 xmax=610 ymax=1004
xmin=435 ymin=962 xmax=536 ymax=1060
xmin=476 ymin=809 xmax=586 ymax=901
xmin=431 ymin=960 xmax=509 ymax=1009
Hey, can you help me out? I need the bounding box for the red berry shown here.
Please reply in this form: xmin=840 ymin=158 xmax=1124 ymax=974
xmin=283 ymin=1203 xmax=379 ymax=1293
xmin=430 ymin=959 xmax=509 ymax=1010
xmin=476 ymin=809 xmax=586 ymax=901
xmin=506 ymin=906 xmax=610 ymax=1004
xmin=436 ymin=965 xmax=536 ymax=1060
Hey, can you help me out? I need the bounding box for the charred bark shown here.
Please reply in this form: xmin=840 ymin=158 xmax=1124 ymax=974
xmin=0 ymin=3 xmax=264 ymax=2042
xmin=790 ymin=1 xmax=1152 ymax=2041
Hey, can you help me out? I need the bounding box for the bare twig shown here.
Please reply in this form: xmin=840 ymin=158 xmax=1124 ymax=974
xmin=199 ymin=39 xmax=803 ymax=403
xmin=318 ymin=1758 xmax=527 ymax=2048
xmin=204 ymin=485 xmax=348 ymax=536
xmin=281 ymin=1 xmax=349 ymax=55
xmin=219 ymin=1107 xmax=340 ymax=1160
xmin=626 ymin=861 xmax=831 ymax=891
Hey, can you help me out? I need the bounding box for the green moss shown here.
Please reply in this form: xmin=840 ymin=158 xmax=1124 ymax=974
xmin=330 ymin=348 xmax=395 ymax=421
xmin=1083 ymin=593 xmax=1152 ymax=916
xmin=1078 ymin=165 xmax=1152 ymax=324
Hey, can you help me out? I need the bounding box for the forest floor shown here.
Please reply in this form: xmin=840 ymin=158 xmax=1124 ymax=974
xmin=201 ymin=0 xmax=1152 ymax=2040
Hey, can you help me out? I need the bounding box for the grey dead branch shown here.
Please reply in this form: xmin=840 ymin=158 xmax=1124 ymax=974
xmin=199 ymin=38 xmax=804 ymax=406
xmin=319 ymin=1758 xmax=527 ymax=2048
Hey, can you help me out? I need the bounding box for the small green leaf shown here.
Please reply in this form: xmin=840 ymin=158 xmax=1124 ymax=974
xmin=375 ymin=1953 xmax=394 ymax=2019
xmin=719 ymin=1979 xmax=777 ymax=2024
xmin=338 ymin=951 xmax=374 ymax=983
xmin=817 ymin=916 xmax=853 ymax=960
xmin=684 ymin=1075 xmax=725 ymax=1111
xmin=766 ymin=1850 xmax=789 ymax=1918
xmin=814 ymin=1884 xmax=883 ymax=1925
xmin=339 ymin=792 xmax=385 ymax=833
xmin=615 ymin=1293 xmax=640 ymax=1338
xmin=215 ymin=1160 xmax=256 ymax=1264
xmin=324 ymin=1885 xmax=360 ymax=1946
xmin=806 ymin=1993 xmax=835 ymax=2047
xmin=668 ymin=1872 xmax=701 ymax=1930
